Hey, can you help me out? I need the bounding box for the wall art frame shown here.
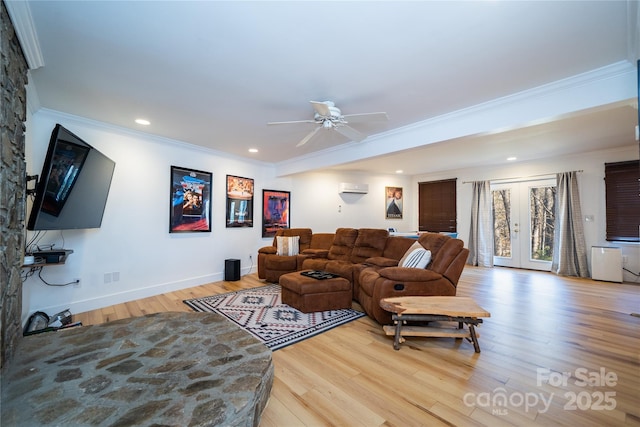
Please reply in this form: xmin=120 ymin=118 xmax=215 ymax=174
xmin=226 ymin=174 xmax=254 ymax=228
xmin=385 ymin=186 xmax=403 ymax=219
xmin=262 ymin=189 xmax=290 ymax=238
xmin=170 ymin=166 xmax=212 ymax=233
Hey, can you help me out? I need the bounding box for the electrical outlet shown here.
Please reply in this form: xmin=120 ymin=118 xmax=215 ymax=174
xmin=73 ymin=278 xmax=81 ymax=288
xmin=249 ymin=254 xmax=253 ymax=261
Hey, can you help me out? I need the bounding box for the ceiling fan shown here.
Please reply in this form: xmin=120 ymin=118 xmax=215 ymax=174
xmin=268 ymin=101 xmax=388 ymax=147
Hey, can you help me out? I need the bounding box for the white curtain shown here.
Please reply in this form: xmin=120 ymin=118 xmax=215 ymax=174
xmin=552 ymin=172 xmax=590 ymax=277
xmin=468 ymin=180 xmax=494 ymax=267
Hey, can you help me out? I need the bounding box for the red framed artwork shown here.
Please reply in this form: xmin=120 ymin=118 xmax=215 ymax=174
xmin=262 ymin=189 xmax=290 ymax=238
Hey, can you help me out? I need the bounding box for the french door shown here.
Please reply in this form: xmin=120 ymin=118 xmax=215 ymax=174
xmin=491 ymin=178 xmax=556 ymax=271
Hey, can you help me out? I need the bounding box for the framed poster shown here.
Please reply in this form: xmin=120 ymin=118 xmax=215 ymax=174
xmin=226 ymin=175 xmax=254 ymax=227
xmin=170 ymin=166 xmax=212 ymax=232
xmin=262 ymin=189 xmax=290 ymax=238
xmin=385 ymin=186 xmax=403 ymax=219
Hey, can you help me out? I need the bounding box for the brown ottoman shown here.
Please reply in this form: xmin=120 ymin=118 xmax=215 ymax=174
xmin=279 ymin=270 xmax=352 ymax=313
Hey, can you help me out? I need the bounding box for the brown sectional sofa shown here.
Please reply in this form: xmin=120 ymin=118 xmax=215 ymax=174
xmin=257 ymin=228 xmax=469 ymax=324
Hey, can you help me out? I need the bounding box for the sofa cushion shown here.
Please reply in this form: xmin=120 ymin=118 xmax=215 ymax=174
xmin=301 ymin=257 xmax=330 ymax=271
xmin=417 ymin=232 xmax=450 ymax=256
xmin=350 ymin=228 xmax=389 ymax=264
xmin=399 ymin=241 xmax=432 ymax=268
xmin=265 ymin=254 xmax=298 ymax=271
xmin=308 ymin=233 xmax=335 ymax=250
xmin=327 ymin=228 xmax=359 ymax=261
xmin=381 ymin=236 xmax=417 ymax=261
xmin=276 ymin=235 xmax=300 ymax=256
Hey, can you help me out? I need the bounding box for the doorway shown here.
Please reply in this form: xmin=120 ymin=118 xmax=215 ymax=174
xmin=491 ymin=178 xmax=556 ymax=271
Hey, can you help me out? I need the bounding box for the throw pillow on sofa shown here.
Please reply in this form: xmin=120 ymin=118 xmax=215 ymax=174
xmin=398 ymin=241 xmax=431 ymax=268
xmin=276 ymin=236 xmax=300 ymax=256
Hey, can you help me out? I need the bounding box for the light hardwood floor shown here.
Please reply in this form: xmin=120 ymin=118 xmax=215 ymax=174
xmin=74 ymin=267 xmax=640 ymax=426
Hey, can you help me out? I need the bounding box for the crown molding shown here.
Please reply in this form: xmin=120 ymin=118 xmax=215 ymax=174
xmin=276 ymin=61 xmax=637 ymax=177
xmin=4 ymin=0 xmax=44 ymax=70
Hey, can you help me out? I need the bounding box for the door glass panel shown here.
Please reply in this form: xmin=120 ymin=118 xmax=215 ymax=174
xmin=529 ymin=186 xmax=556 ymax=261
xmin=492 ymin=189 xmax=511 ymax=257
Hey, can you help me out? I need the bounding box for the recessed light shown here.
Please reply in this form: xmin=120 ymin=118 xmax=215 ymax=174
xmin=395 ymin=169 xmax=403 ymax=174
xmin=248 ymin=148 xmax=258 ymax=153
xmin=135 ymin=119 xmax=150 ymax=126
xmin=507 ymin=157 xmax=517 ymax=161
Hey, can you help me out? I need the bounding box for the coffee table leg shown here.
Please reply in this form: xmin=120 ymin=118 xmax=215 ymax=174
xmin=393 ymin=315 xmax=402 ymax=350
xmin=468 ymin=324 xmax=481 ymax=353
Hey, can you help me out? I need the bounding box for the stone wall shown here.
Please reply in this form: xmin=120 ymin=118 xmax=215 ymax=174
xmin=0 ymin=1 xmax=29 ymax=369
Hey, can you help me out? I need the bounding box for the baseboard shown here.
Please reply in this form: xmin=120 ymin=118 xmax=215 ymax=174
xmin=23 ymin=266 xmax=256 ymax=326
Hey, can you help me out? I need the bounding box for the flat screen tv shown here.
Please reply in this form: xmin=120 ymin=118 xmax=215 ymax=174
xmin=27 ymin=124 xmax=116 ymax=230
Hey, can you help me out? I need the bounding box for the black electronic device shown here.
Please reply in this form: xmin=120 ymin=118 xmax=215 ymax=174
xmin=32 ymin=249 xmax=74 ymax=264
xmin=301 ymin=270 xmax=340 ymax=280
xmin=27 ymin=124 xmax=116 ymax=230
xmin=225 ymin=259 xmax=240 ymax=281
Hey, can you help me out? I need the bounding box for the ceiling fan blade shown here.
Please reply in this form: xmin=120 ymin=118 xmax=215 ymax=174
xmin=267 ymin=119 xmax=317 ymax=125
xmin=342 ymin=112 xmax=388 ymax=123
xmin=310 ymin=101 xmax=331 ymax=116
xmin=296 ymin=126 xmax=322 ymax=147
xmin=335 ymin=124 xmax=366 ymax=142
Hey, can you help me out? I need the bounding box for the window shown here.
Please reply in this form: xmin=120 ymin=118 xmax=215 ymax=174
xmin=605 ymin=160 xmax=639 ymax=242
xmin=418 ymin=179 xmax=457 ymax=232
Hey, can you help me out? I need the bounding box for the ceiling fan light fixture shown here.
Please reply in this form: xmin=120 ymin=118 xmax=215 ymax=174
xmin=270 ymin=100 xmax=388 ymax=147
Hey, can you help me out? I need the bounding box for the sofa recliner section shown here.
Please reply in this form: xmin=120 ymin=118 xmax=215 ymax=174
xmin=257 ymin=228 xmax=313 ymax=283
xmin=357 ymin=234 xmax=469 ymax=324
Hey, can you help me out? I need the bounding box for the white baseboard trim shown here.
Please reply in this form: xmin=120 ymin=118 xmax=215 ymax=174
xmin=23 ymin=266 xmax=255 ymax=327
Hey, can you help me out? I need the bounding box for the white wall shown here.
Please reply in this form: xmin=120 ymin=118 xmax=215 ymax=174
xmin=413 ymin=146 xmax=640 ymax=283
xmin=289 ymin=171 xmax=413 ymax=233
xmin=22 ymin=110 xmax=290 ymax=323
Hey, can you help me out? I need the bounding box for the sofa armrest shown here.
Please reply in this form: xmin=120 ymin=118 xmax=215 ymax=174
xmin=301 ymin=249 xmax=329 ymax=258
xmin=258 ymin=246 xmax=277 ymax=255
xmin=377 ymin=266 xmax=442 ymax=282
xmin=365 ymin=257 xmax=398 ymax=268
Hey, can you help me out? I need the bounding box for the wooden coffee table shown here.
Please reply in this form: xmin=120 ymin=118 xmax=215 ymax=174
xmin=379 ymin=296 xmax=490 ymax=353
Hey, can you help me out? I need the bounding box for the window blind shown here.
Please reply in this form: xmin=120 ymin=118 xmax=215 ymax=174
xmin=605 ymin=160 xmax=640 ymax=242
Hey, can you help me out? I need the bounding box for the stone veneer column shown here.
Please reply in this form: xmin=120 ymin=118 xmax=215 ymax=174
xmin=0 ymin=1 xmax=29 ymax=369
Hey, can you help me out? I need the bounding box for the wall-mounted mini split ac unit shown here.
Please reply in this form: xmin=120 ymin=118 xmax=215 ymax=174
xmin=338 ymin=183 xmax=369 ymax=194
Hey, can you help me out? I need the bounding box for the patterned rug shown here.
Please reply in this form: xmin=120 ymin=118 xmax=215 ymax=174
xmin=183 ymin=284 xmax=366 ymax=350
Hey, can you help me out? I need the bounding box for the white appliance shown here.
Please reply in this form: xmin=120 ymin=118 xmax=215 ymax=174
xmin=338 ymin=183 xmax=369 ymax=194
xmin=591 ymin=246 xmax=622 ymax=283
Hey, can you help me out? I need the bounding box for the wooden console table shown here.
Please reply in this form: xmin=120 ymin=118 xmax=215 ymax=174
xmin=380 ymin=296 xmax=490 ymax=353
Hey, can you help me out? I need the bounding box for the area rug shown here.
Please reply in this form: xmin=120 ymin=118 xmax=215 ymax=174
xmin=183 ymin=284 xmax=365 ymax=350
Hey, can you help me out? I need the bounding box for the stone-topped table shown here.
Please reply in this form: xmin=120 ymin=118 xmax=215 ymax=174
xmin=1 ymin=311 xmax=273 ymax=426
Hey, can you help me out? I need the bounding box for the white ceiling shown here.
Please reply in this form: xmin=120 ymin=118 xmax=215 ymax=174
xmin=8 ymin=1 xmax=640 ymax=176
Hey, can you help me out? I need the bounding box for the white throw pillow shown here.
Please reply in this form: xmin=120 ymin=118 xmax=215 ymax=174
xmin=399 ymin=241 xmax=432 ymax=268
xmin=276 ymin=236 xmax=300 ymax=256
